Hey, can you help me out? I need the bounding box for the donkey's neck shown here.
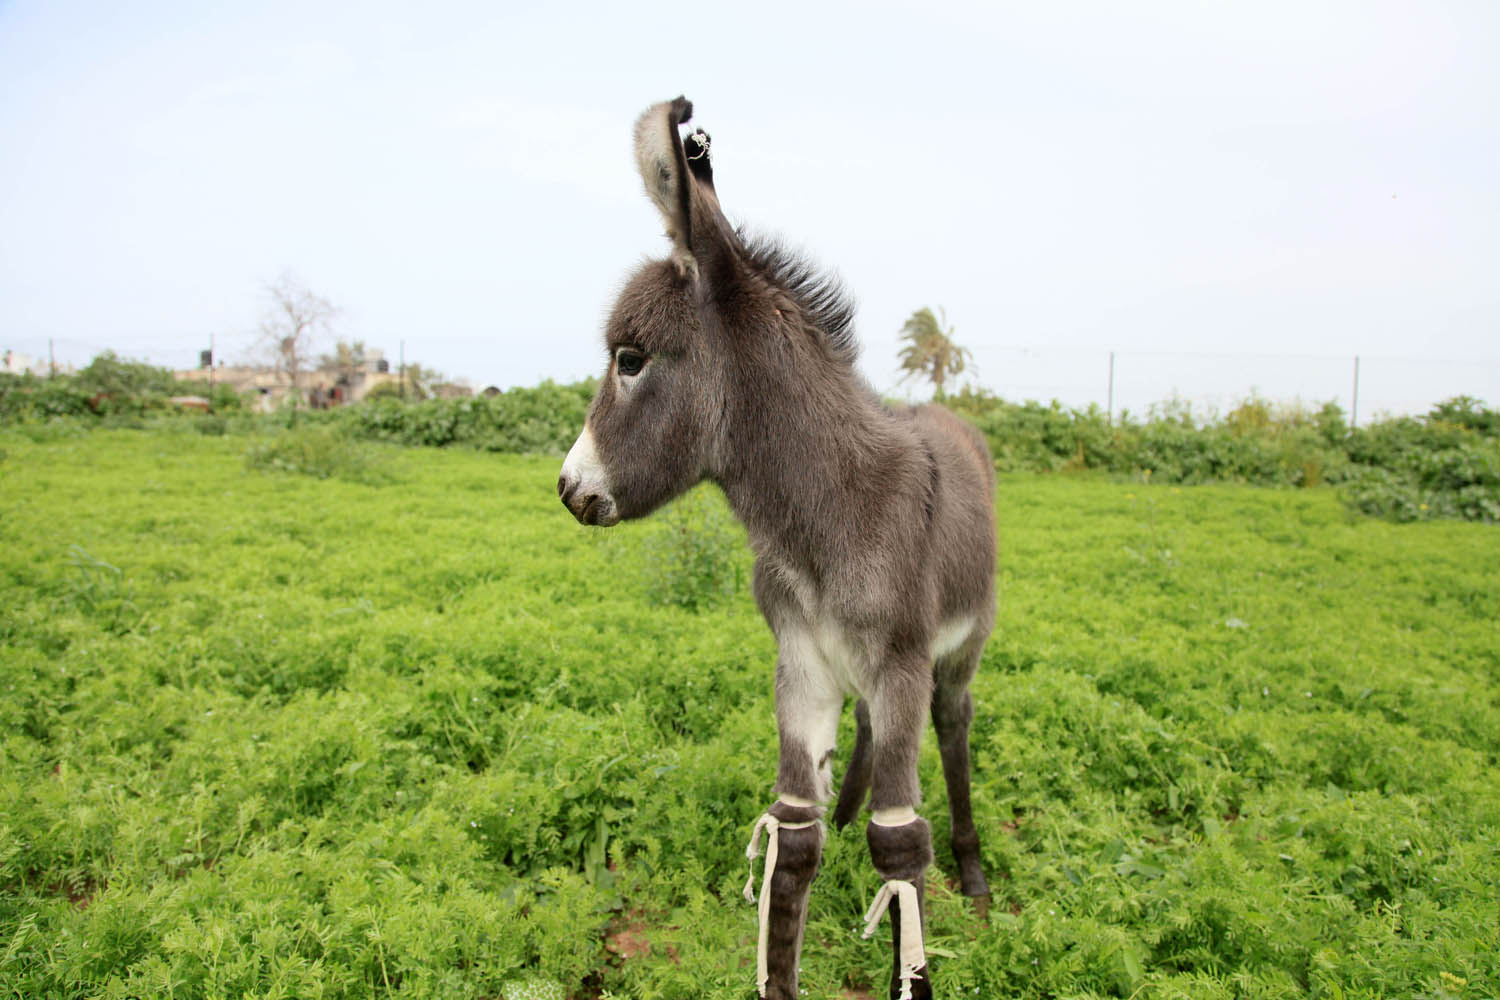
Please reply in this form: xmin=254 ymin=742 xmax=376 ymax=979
xmin=714 ymin=367 xmax=913 ymax=570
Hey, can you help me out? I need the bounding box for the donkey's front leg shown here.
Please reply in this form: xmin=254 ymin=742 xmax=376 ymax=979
xmin=744 ymin=638 xmax=842 ymax=999
xmin=864 ymin=666 xmax=936 ymax=1000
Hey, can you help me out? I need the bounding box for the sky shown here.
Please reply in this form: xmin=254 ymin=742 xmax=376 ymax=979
xmin=2 ymin=0 xmax=1497 ymax=419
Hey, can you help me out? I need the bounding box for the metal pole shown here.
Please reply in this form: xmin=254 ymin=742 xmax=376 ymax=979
xmin=1351 ymin=355 xmax=1360 ymax=429
xmin=49 ymin=338 xmax=56 ymax=377
xmin=209 ymin=333 xmax=215 ymax=407
xmin=399 ymin=340 xmax=406 ymax=400
xmin=1107 ymin=351 xmax=1115 ymax=425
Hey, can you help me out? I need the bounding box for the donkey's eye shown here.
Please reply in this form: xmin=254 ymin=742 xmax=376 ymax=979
xmin=616 ymin=349 xmax=647 ymax=377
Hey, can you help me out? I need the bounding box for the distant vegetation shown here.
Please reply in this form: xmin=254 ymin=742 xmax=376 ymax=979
xmin=3 ymin=353 xmax=1497 ymax=523
xmin=943 ymin=389 xmax=1500 ymax=524
xmin=0 ymin=351 xmax=241 ymax=421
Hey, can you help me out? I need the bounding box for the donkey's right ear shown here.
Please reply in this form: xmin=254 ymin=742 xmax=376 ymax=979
xmin=634 ymin=96 xmax=698 ymax=277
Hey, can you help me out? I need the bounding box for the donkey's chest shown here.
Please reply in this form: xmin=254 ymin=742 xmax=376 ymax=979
xmin=762 ymin=563 xmax=865 ymax=688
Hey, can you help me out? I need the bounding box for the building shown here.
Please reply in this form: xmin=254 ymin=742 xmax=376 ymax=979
xmin=3 ymin=350 xmax=73 ymax=376
xmin=173 ymin=349 xmax=466 ymax=410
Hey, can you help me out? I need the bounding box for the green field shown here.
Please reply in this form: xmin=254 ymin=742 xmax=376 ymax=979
xmin=2 ymin=428 xmax=1497 ymax=999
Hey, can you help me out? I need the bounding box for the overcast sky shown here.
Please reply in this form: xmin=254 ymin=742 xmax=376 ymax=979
xmin=2 ymin=1 xmax=1497 ymax=417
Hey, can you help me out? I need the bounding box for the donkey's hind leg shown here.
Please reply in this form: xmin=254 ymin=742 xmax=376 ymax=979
xmin=831 ymin=699 xmax=873 ymax=829
xmin=863 ymin=663 xmax=936 ymax=1000
xmin=932 ymin=641 xmax=991 ymax=906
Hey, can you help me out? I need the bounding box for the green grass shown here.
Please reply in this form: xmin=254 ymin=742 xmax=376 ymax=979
xmin=1 ymin=429 xmax=1496 ymax=999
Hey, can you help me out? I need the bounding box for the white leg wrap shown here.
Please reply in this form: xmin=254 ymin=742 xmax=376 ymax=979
xmin=778 ymin=792 xmax=818 ymax=809
xmin=743 ymin=806 xmax=821 ymax=999
xmin=872 ymin=806 xmax=918 ymax=826
xmin=862 ymin=878 xmax=926 ymax=1000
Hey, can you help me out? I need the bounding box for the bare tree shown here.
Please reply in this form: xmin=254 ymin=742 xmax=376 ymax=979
xmin=258 ymin=272 xmax=338 ymax=413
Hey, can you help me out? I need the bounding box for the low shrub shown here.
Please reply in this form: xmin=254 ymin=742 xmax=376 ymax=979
xmin=0 ymin=353 xmax=242 ymax=423
xmin=1341 ymin=428 xmax=1500 ymax=523
xmin=639 ymin=486 xmax=747 ymax=610
xmin=244 ymin=427 xmax=393 ymax=484
xmin=332 ymin=380 xmax=594 ymax=454
xmin=946 ymin=389 xmax=1498 ymax=521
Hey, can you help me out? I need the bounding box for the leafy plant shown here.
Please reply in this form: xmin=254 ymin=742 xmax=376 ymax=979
xmin=58 ymin=544 xmax=144 ymax=634
xmin=244 ymin=426 xmax=393 ymax=484
xmin=640 ymin=485 xmax=747 ymax=610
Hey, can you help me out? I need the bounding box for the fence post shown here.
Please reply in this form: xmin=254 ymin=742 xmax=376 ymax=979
xmin=1351 ymin=355 xmax=1360 ymax=429
xmin=1107 ymin=350 xmax=1115 ymax=425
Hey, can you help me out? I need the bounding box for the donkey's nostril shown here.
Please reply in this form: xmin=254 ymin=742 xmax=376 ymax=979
xmin=559 ymin=475 xmax=579 ymax=506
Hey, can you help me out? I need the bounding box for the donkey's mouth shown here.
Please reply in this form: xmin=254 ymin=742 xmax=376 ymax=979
xmin=578 ymin=494 xmax=621 ymax=527
xmin=561 ymin=484 xmax=621 ymax=527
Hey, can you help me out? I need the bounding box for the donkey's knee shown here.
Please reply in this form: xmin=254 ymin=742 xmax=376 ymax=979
xmin=752 ymin=799 xmax=825 ymax=899
xmin=867 ymin=810 xmax=933 ymax=883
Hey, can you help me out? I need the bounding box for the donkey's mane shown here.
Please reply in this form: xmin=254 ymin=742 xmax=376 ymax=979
xmin=741 ymin=232 xmax=858 ymax=366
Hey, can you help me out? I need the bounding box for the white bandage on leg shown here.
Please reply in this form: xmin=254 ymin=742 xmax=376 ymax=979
xmin=872 ymin=806 xmax=917 ymax=827
xmin=743 ymin=805 xmax=821 ymax=999
xmin=862 ymin=878 xmax=926 ymax=1000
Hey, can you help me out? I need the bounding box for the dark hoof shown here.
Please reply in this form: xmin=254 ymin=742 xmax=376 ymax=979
xmin=968 ymin=891 xmax=992 ymax=920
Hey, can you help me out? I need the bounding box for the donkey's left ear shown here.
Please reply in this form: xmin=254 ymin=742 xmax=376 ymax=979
xmin=634 ymin=97 xmax=737 ymax=281
xmin=634 ymin=97 xmax=696 ymax=261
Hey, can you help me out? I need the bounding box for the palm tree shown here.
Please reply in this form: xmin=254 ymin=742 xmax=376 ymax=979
xmin=896 ymin=306 xmax=973 ymax=399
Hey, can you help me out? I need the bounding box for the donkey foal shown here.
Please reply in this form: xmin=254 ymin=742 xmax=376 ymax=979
xmin=558 ymin=97 xmax=995 ymax=1000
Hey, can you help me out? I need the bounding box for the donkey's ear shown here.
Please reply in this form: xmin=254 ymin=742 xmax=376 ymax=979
xmin=635 ymin=97 xmax=739 ymax=282
xmin=634 ymin=97 xmax=697 ymax=258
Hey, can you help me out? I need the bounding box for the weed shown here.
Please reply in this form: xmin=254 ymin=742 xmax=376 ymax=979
xmin=244 ymin=426 xmax=393 ymax=484
xmin=640 ymin=485 xmax=747 ymax=610
xmin=58 ymin=544 xmax=144 ymax=634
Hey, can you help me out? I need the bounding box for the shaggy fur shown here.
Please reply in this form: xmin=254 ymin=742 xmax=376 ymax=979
xmin=559 ymin=96 xmax=995 ymax=1000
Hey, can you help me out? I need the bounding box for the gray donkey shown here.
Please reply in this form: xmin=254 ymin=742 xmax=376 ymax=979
xmin=558 ymin=97 xmax=995 ymax=1000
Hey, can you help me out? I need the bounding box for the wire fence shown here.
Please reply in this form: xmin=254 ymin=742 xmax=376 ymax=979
xmin=952 ymin=344 xmax=1500 ymax=426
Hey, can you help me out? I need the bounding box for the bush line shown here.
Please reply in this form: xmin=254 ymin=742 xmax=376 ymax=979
xmin=4 ymin=361 xmax=1496 ymax=522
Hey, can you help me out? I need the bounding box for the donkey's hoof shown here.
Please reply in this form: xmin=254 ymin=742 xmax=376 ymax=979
xmin=968 ymin=891 xmax=992 ymax=920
